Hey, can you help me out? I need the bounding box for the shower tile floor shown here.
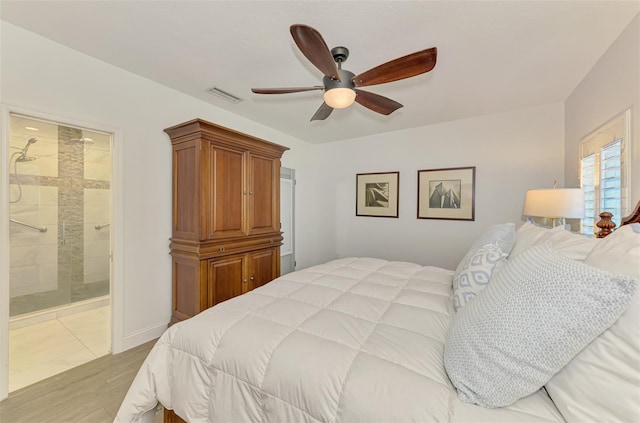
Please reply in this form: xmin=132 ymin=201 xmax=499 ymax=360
xmin=8 ymin=306 xmax=110 ymax=392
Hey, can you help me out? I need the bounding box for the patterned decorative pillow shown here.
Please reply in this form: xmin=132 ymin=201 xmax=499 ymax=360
xmin=452 ymin=243 xmax=506 ymax=311
xmin=454 ymin=223 xmax=515 ymax=278
xmin=444 ymin=242 xmax=637 ymax=408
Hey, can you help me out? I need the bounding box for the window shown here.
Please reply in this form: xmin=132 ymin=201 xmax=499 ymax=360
xmin=579 ymin=110 xmax=630 ymax=235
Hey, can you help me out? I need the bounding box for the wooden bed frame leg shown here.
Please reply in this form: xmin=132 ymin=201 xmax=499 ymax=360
xmin=164 ymin=408 xmax=187 ymax=423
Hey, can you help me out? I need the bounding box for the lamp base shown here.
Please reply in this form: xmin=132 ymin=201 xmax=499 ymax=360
xmin=537 ymin=217 xmax=566 ymax=228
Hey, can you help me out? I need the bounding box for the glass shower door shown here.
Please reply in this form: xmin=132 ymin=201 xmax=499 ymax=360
xmin=9 ymin=114 xmax=111 ymax=316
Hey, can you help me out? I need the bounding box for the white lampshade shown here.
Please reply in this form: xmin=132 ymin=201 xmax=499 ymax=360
xmin=323 ymin=88 xmax=356 ymax=109
xmin=523 ymin=189 xmax=585 ymax=219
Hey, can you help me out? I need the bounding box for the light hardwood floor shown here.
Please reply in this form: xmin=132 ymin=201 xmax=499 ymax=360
xmin=0 ymin=339 xmax=163 ymax=423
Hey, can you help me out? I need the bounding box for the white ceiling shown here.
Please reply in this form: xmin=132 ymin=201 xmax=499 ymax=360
xmin=2 ymin=1 xmax=638 ymax=144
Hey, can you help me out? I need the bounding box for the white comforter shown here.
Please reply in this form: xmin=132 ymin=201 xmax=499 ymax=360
xmin=116 ymin=257 xmax=565 ymax=423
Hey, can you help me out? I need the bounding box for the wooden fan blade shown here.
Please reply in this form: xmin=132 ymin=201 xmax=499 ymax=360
xmin=252 ymin=86 xmax=324 ymax=94
xmin=353 ymin=47 xmax=437 ymax=87
xmin=290 ymin=24 xmax=340 ymax=81
xmin=310 ymin=102 xmax=334 ymax=121
xmin=354 ymin=89 xmax=403 ymax=115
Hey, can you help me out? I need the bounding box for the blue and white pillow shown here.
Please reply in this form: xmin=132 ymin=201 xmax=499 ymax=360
xmin=452 ymin=243 xmax=506 ymax=311
xmin=454 ymin=223 xmax=516 ymax=278
xmin=444 ymin=242 xmax=637 ymax=408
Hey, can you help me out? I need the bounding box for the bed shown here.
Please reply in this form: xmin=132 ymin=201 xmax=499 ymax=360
xmin=116 ymin=202 xmax=640 ymax=423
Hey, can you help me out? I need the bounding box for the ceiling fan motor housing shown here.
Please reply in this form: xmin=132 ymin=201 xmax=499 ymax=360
xmin=324 ymin=69 xmax=356 ymax=90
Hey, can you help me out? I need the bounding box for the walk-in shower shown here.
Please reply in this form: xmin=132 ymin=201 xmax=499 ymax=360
xmin=5 ymin=113 xmax=113 ymax=392
xmin=8 ymin=114 xmax=112 ymax=317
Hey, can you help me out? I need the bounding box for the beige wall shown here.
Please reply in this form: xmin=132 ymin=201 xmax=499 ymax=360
xmin=565 ymin=13 xmax=640 ymax=211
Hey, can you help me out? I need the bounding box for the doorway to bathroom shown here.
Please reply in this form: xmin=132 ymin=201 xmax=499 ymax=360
xmin=7 ymin=113 xmax=112 ymax=392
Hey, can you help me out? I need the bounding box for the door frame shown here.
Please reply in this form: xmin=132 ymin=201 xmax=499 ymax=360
xmin=280 ymin=167 xmax=295 ymax=275
xmin=0 ymin=105 xmax=124 ymax=400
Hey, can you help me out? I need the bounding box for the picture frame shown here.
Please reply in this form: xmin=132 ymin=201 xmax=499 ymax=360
xmin=417 ymin=166 xmax=475 ymax=221
xmin=356 ymin=172 xmax=400 ymax=218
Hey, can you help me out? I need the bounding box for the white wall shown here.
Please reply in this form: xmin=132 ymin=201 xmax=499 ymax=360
xmin=0 ymin=19 xmax=568 ymax=361
xmin=565 ymin=13 xmax=640 ymax=206
xmin=314 ymin=103 xmax=565 ymax=269
xmin=0 ymin=22 xmax=320 ymax=357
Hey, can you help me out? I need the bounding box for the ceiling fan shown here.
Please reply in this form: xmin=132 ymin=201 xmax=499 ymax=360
xmin=251 ymin=24 xmax=437 ymax=121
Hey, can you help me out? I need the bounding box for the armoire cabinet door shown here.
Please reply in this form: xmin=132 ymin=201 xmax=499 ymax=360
xmin=207 ymin=254 xmax=245 ymax=306
xmin=207 ymin=144 xmax=246 ymax=240
xmin=247 ymin=248 xmax=278 ymax=291
xmin=248 ymin=154 xmax=280 ymax=235
xmin=172 ymin=140 xmax=200 ymax=240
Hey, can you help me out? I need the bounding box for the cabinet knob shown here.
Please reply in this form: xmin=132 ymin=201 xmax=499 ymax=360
xmin=250 ymin=276 xmax=255 ymax=281
xmin=270 ymin=239 xmax=274 ymax=244
xmin=249 ymin=191 xmax=253 ymax=195
xmin=243 ymin=279 xmax=247 ymax=283
xmin=219 ymin=247 xmax=225 ymax=252
xmin=243 ymin=191 xmax=247 ymax=195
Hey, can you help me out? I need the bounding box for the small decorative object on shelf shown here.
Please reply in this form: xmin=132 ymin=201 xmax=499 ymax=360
xmin=596 ymin=211 xmax=616 ymax=238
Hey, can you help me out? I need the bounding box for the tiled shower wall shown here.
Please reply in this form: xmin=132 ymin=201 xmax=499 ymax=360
xmin=9 ymin=124 xmax=111 ymax=316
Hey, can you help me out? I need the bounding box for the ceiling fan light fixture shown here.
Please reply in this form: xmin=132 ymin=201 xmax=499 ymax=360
xmin=252 ymin=25 xmax=437 ymax=120
xmin=323 ymin=88 xmax=356 ymax=109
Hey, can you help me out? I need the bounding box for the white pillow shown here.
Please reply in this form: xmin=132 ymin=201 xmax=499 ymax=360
xmin=533 ymin=225 xmax=599 ymax=261
xmin=444 ymin=243 xmax=637 ymax=408
xmin=584 ymin=223 xmax=640 ymax=276
xmin=545 ymin=223 xmax=640 ymax=423
xmin=509 ymin=220 xmax=550 ymax=258
xmin=511 ymin=223 xmax=599 ymax=261
xmin=452 ymin=243 xmax=506 ymax=311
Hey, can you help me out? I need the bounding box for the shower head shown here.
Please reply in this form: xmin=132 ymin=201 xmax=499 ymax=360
xmin=16 ymin=138 xmax=38 ymax=162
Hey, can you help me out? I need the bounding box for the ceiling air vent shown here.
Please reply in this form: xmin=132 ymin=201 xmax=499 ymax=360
xmin=206 ymin=87 xmax=242 ymax=104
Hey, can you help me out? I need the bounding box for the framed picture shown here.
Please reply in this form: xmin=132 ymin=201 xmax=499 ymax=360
xmin=417 ymin=166 xmax=475 ymax=220
xmin=356 ymin=172 xmax=400 ymax=218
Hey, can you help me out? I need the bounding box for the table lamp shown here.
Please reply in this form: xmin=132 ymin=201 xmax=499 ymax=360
xmin=523 ymin=187 xmax=585 ymax=228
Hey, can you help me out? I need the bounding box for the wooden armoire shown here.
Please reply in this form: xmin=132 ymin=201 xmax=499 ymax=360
xmin=164 ymin=118 xmax=289 ymax=324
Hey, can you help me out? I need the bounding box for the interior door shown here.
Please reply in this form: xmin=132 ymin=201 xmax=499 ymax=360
xmin=280 ymin=167 xmax=295 ymax=275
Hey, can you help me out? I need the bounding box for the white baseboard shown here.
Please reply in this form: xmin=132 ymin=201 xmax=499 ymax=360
xmin=118 ymin=321 xmax=169 ymax=353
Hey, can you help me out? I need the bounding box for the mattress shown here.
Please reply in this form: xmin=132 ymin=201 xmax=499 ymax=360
xmin=116 ymin=257 xmax=565 ymax=422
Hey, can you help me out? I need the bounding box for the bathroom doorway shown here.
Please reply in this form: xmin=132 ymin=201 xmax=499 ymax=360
xmin=6 ymin=113 xmax=112 ymax=392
